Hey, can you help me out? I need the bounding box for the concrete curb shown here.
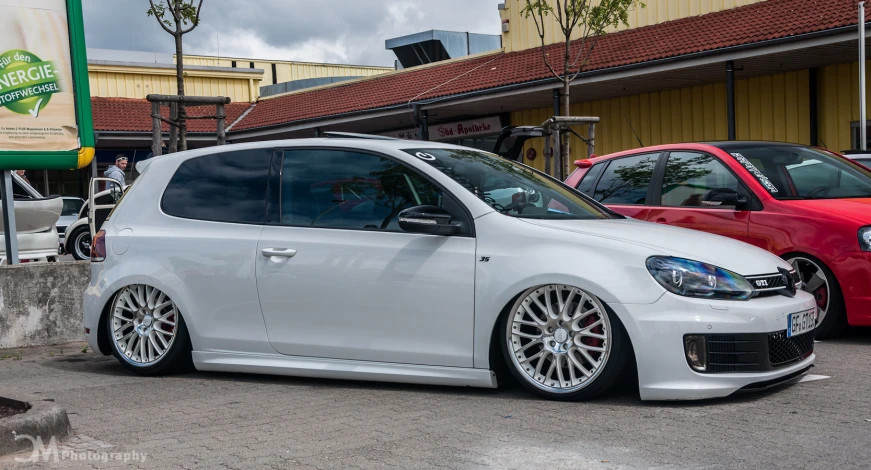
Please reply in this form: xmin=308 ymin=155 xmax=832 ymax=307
xmin=0 ymin=395 xmax=72 ymax=456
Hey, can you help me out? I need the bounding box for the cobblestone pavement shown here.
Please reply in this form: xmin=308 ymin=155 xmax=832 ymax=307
xmin=1 ymin=333 xmax=870 ymax=470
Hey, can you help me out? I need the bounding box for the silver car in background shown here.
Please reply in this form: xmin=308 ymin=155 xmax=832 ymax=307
xmin=57 ymin=197 xmax=84 ymax=249
xmin=0 ymin=173 xmax=62 ymax=263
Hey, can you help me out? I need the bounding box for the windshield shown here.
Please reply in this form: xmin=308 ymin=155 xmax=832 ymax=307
xmin=723 ymin=145 xmax=871 ymax=200
xmin=61 ymin=198 xmax=83 ymax=216
xmin=401 ymin=148 xmax=614 ymax=219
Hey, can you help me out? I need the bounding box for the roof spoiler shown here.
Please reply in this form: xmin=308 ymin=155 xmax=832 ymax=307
xmin=135 ymin=157 xmax=156 ymax=175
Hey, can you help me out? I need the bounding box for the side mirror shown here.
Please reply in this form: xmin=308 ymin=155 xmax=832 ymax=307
xmin=398 ymin=205 xmax=460 ymax=235
xmin=704 ymin=188 xmax=749 ymax=210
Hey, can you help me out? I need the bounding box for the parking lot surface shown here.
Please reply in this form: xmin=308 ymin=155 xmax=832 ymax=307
xmin=1 ymin=334 xmax=870 ymax=470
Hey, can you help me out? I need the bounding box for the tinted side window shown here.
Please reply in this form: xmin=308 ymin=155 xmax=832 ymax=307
xmin=576 ymin=162 xmax=605 ymax=195
xmin=661 ymin=152 xmax=743 ymax=207
xmin=281 ymin=149 xmax=444 ymax=231
xmin=593 ymin=154 xmax=658 ymax=204
xmin=162 ymin=149 xmax=272 ymax=224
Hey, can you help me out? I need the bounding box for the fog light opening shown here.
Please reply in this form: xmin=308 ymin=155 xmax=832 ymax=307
xmin=684 ymin=335 xmax=707 ymax=372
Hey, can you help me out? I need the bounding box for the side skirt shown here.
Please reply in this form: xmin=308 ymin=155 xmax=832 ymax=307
xmin=193 ymin=351 xmax=499 ymax=389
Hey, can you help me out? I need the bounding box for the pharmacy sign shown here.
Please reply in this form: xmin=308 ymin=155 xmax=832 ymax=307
xmin=0 ymin=0 xmax=94 ymax=170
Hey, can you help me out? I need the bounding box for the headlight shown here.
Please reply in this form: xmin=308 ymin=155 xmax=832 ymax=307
xmin=860 ymin=226 xmax=871 ymax=252
xmin=646 ymin=257 xmax=754 ymax=300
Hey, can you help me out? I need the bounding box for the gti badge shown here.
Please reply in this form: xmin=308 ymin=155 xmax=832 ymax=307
xmin=755 ymin=279 xmax=769 ymax=287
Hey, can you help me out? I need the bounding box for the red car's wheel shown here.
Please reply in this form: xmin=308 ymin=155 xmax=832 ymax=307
xmin=786 ymin=255 xmax=846 ymax=338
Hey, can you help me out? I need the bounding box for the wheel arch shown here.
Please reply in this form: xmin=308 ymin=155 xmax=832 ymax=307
xmin=93 ymin=266 xmax=200 ymax=355
xmin=481 ymin=281 xmax=641 ymax=373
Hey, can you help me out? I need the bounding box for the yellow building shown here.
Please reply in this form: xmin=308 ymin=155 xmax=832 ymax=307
xmin=86 ymin=49 xmax=393 ymax=103
xmin=498 ymin=0 xmax=766 ymax=53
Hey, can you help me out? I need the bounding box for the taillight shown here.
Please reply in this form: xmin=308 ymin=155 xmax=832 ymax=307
xmin=91 ymin=230 xmax=106 ymax=262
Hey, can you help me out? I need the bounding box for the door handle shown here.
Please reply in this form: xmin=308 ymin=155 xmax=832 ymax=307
xmin=261 ymin=248 xmax=297 ymax=258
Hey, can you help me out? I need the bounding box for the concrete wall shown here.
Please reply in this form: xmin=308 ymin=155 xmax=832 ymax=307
xmin=0 ymin=262 xmax=89 ymax=349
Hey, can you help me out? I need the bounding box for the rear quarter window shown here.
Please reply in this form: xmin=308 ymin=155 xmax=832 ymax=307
xmin=576 ymin=162 xmax=606 ymax=195
xmin=161 ymin=149 xmax=273 ymax=224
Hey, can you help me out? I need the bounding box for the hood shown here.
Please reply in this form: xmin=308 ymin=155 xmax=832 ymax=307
xmin=520 ymin=218 xmax=791 ymax=276
xmin=106 ymin=165 xmax=121 ymax=172
xmin=781 ymin=198 xmax=871 ymax=225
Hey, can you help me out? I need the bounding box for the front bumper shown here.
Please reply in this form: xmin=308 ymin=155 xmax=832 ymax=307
xmin=613 ymin=291 xmax=818 ymax=401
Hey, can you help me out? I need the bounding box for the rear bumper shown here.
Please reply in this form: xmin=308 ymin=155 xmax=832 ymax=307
xmin=0 ymin=228 xmax=60 ymax=260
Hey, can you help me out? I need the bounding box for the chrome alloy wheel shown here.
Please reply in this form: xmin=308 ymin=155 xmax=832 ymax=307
xmin=111 ymin=285 xmax=178 ymax=365
xmin=789 ymin=257 xmax=830 ymax=326
xmin=507 ymin=285 xmax=611 ymax=393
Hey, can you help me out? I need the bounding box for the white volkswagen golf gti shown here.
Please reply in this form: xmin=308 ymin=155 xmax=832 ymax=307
xmin=83 ymin=137 xmax=818 ymax=401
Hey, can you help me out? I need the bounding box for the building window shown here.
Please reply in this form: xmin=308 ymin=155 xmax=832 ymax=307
xmin=231 ymin=60 xmax=237 ymax=68
xmin=850 ymin=121 xmax=871 ymax=150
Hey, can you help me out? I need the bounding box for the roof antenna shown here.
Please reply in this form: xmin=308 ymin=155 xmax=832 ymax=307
xmin=819 ymin=138 xmax=828 ymax=150
xmin=622 ymin=113 xmax=644 ymax=147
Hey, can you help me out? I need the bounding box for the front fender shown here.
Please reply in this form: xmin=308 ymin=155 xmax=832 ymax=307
xmin=472 ymin=214 xmax=666 ymax=369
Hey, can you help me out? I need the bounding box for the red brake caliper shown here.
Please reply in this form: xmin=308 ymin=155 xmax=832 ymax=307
xmin=814 ymin=286 xmax=828 ymax=310
xmin=581 ymin=315 xmax=604 ymax=349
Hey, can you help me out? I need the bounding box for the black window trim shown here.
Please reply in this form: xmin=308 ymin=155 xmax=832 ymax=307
xmin=270 ymin=146 xmax=477 ymax=238
xmin=653 ymin=150 xmax=763 ymax=211
xmin=573 ymin=160 xmax=607 ymax=193
xmin=588 ymin=152 xmax=664 ymax=207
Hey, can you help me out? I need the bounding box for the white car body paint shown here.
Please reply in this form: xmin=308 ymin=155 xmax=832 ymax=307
xmin=84 ymin=139 xmax=816 ymax=400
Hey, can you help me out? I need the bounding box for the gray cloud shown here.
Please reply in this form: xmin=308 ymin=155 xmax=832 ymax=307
xmin=83 ymin=0 xmax=502 ymax=66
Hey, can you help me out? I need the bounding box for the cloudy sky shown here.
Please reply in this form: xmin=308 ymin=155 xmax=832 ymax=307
xmin=82 ymin=0 xmax=503 ymax=66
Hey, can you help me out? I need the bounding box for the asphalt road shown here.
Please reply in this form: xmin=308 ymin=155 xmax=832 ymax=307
xmin=1 ymin=333 xmax=870 ymax=470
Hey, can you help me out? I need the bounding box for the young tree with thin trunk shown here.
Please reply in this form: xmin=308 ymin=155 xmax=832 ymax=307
xmin=147 ymin=0 xmax=204 ymax=152
xmin=522 ymin=0 xmax=640 ymax=164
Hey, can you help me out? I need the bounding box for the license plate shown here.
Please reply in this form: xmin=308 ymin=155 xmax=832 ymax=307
xmin=787 ymin=309 xmax=816 ymax=337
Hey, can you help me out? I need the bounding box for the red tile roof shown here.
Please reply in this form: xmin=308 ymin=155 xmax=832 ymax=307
xmin=91 ymin=97 xmax=252 ymax=133
xmin=234 ymin=0 xmax=866 ymax=132
xmin=93 ymin=0 xmax=866 ymax=135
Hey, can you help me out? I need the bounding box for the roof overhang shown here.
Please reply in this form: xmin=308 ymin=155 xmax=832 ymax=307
xmin=230 ymin=24 xmax=868 ymax=141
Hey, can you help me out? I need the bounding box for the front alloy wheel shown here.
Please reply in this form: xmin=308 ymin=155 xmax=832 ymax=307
xmin=108 ymin=285 xmax=192 ymax=375
xmin=503 ymin=285 xmax=630 ymax=400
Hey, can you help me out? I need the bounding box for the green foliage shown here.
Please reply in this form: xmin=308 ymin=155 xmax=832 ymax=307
xmin=0 ymin=351 xmax=22 ymax=361
xmin=147 ymin=0 xmax=203 ymax=33
xmin=521 ymin=0 xmax=643 ymax=77
xmin=522 ymin=0 xmax=640 ymax=36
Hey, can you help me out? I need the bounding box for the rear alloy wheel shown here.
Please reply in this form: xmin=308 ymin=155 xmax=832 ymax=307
xmin=107 ymin=285 xmax=192 ymax=375
xmin=67 ymin=226 xmax=91 ymax=260
xmin=787 ymin=256 xmax=846 ymax=338
xmin=502 ymin=285 xmax=630 ymax=400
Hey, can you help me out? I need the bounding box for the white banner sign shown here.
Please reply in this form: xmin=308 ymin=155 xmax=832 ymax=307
xmin=381 ymin=116 xmax=502 ymax=142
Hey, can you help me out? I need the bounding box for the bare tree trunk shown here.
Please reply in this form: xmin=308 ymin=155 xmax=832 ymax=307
xmin=560 ymin=36 xmax=572 ymax=179
xmin=174 ymin=24 xmax=187 ymax=151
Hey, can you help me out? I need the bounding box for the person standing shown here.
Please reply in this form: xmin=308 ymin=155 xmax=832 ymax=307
xmin=15 ymin=170 xmax=29 ymax=184
xmin=104 ymin=155 xmax=128 ymax=188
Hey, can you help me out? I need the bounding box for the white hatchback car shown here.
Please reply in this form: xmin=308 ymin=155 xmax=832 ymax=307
xmin=84 ymin=138 xmax=818 ymax=401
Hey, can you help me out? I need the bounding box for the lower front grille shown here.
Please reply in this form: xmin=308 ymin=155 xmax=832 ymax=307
xmin=691 ymin=329 xmax=814 ymax=374
xmin=768 ymin=330 xmax=815 ymax=367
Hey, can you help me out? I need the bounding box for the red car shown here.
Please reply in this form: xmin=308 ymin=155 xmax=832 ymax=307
xmin=565 ymin=141 xmax=871 ymax=337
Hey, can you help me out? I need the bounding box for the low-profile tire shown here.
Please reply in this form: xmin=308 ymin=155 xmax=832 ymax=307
xmin=500 ymin=285 xmax=631 ymax=401
xmin=66 ymin=225 xmax=91 ymax=261
xmin=785 ymin=254 xmax=847 ymax=338
xmin=106 ymin=284 xmax=193 ymax=376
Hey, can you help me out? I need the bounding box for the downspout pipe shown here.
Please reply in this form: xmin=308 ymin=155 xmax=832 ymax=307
xmin=726 ymin=61 xmax=736 ymax=141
